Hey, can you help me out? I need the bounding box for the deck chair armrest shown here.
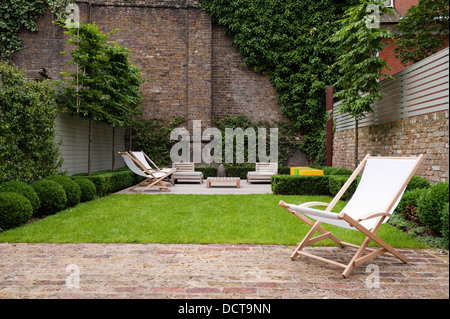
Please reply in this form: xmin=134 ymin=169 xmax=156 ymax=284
xmin=337 ymin=211 xmax=390 ymax=222
xmin=279 ymin=201 xmax=329 ymax=209
xmin=355 ymin=211 xmax=390 ymax=222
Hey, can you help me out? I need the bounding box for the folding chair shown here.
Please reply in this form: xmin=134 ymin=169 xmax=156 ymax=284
xmin=118 ymin=151 xmax=175 ymax=193
xmin=130 ymin=151 xmax=176 ymax=185
xmin=279 ymin=154 xmax=424 ymax=277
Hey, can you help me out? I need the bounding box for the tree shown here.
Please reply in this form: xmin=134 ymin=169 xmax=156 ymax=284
xmin=59 ymin=23 xmax=143 ymax=174
xmin=394 ymin=0 xmax=449 ymax=65
xmin=102 ymin=42 xmax=144 ymax=171
xmin=329 ymin=0 xmax=393 ymax=167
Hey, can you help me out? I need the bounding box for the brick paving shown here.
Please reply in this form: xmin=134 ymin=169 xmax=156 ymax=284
xmin=0 ymin=243 xmax=448 ymax=299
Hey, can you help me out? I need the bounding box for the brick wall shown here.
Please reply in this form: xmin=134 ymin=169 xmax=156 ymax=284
xmin=333 ymin=110 xmax=449 ymax=184
xmin=12 ymin=0 xmax=286 ymax=133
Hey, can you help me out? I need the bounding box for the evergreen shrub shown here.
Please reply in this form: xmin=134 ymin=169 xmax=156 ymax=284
xmin=45 ymin=175 xmax=81 ymax=207
xmin=417 ymin=182 xmax=449 ymax=235
xmin=0 ymin=192 xmax=33 ymax=231
xmin=0 ymin=180 xmax=40 ymax=213
xmin=31 ymin=179 xmax=67 ymax=217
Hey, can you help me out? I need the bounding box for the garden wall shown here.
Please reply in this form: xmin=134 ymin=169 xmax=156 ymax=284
xmin=333 ymin=48 xmax=449 ymax=184
xmin=55 ymin=114 xmax=126 ymax=175
xmin=12 ymin=0 xmax=286 ymax=131
xmin=11 ymin=0 xmax=291 ymax=171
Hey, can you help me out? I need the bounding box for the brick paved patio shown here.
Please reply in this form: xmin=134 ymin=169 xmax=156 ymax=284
xmin=0 ymin=243 xmax=448 ymax=299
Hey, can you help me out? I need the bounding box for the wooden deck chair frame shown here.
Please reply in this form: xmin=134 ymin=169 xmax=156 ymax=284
xmin=118 ymin=151 xmax=174 ymax=193
xmin=279 ymin=154 xmax=424 ymax=278
xmin=130 ymin=151 xmax=176 ymax=186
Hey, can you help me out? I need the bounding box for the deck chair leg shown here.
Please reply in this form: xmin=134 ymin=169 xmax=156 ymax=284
xmin=342 ymin=236 xmax=372 ymax=278
xmin=291 ymin=221 xmax=323 ymax=260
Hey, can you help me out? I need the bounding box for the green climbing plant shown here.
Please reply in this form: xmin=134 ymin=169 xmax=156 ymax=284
xmin=199 ymin=0 xmax=358 ymax=164
xmin=0 ymin=0 xmax=74 ymax=60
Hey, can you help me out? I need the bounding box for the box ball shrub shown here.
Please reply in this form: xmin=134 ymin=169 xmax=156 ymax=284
xmin=405 ymin=175 xmax=430 ymax=191
xmin=0 ymin=180 xmax=40 ymax=213
xmin=72 ymin=178 xmax=96 ymax=202
xmin=45 ymin=175 xmax=81 ymax=207
xmin=0 ymin=192 xmax=33 ymax=231
xmin=417 ymin=181 xmax=449 ymax=236
xmin=31 ymin=179 xmax=67 ymax=217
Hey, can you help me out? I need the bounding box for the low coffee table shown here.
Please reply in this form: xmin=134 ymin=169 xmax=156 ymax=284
xmin=206 ymin=177 xmax=241 ymax=188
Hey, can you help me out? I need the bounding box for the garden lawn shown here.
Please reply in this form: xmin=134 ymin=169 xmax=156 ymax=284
xmin=0 ymin=194 xmax=425 ymax=248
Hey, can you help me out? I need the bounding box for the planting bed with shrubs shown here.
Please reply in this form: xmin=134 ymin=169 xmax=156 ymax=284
xmin=0 ymin=168 xmax=139 ymax=232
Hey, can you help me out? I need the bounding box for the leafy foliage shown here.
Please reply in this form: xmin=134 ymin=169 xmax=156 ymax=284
xmin=0 ymin=0 xmax=44 ymax=60
xmin=394 ymin=0 xmax=449 ymax=65
xmin=214 ymin=115 xmax=300 ymax=166
xmin=58 ymin=22 xmax=144 ymax=174
xmin=329 ymin=0 xmax=394 ymax=121
xmin=0 ymin=192 xmax=33 ymax=231
xmin=132 ymin=116 xmax=187 ymax=167
xmin=31 ymin=179 xmax=67 ymax=217
xmin=0 ymin=0 xmax=74 ymax=60
xmin=199 ymin=0 xmax=358 ymax=164
xmin=0 ymin=62 xmax=62 ymax=184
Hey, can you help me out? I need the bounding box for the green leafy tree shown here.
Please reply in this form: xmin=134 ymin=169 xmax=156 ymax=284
xmin=329 ymin=0 xmax=393 ymax=167
xmin=102 ymin=42 xmax=144 ymax=170
xmin=59 ymin=23 xmax=144 ymax=174
xmin=394 ymin=0 xmax=449 ymax=65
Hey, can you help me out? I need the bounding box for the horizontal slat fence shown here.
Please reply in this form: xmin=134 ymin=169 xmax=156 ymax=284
xmin=335 ymin=47 xmax=449 ymax=131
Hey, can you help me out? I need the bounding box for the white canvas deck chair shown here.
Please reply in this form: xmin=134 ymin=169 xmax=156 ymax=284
xmin=279 ymin=154 xmax=424 ymax=277
xmin=130 ymin=151 xmax=176 ymax=186
xmin=119 ymin=151 xmax=175 ymax=193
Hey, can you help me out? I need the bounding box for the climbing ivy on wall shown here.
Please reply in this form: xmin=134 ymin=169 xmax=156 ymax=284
xmin=0 ymin=0 xmax=73 ymax=60
xmin=199 ymin=0 xmax=357 ymax=164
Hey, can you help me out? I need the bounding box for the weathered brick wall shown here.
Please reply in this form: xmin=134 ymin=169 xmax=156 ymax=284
xmin=333 ymin=110 xmax=449 ymax=183
xmin=12 ymin=0 xmax=286 ymax=132
xmin=211 ymin=25 xmax=286 ymax=124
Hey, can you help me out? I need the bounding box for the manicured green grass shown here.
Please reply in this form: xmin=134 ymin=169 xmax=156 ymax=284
xmin=0 ymin=194 xmax=426 ymax=247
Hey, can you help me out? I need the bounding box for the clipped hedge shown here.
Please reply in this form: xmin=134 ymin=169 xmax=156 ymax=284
xmin=271 ymin=175 xmax=330 ymax=195
xmin=195 ymin=167 xmax=218 ymax=178
xmin=45 ymin=175 xmax=81 ymax=208
xmin=395 ymin=188 xmax=428 ymax=223
xmin=405 ymin=175 xmax=430 ymax=191
xmin=72 ymin=178 xmax=97 ymax=202
xmin=71 ymin=168 xmax=137 ymax=197
xmin=417 ymin=181 xmax=449 ymax=236
xmin=0 ymin=192 xmax=33 ymax=231
xmin=0 ymin=180 xmax=40 ymax=213
xmin=31 ymin=179 xmax=67 ymax=217
xmin=328 ymin=175 xmax=360 ymax=201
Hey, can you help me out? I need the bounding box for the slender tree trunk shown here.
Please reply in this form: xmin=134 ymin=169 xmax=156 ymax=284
xmin=112 ymin=126 xmax=115 ymax=172
xmin=88 ymin=117 xmax=93 ymax=176
xmin=354 ymin=118 xmax=359 ymax=169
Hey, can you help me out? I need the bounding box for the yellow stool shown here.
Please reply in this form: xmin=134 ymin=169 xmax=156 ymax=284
xmin=290 ymin=167 xmax=324 ymax=176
